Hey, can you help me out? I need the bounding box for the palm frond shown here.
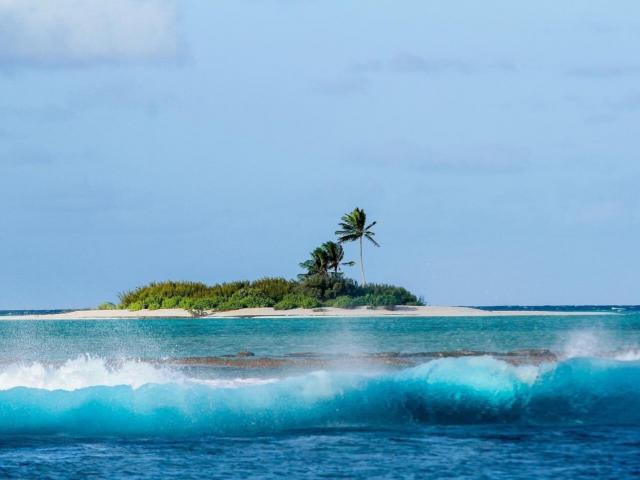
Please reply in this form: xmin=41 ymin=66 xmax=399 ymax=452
xmin=365 ymin=234 xmax=380 ymax=247
xmin=336 ymin=234 xmax=360 ymax=243
xmin=336 ymin=223 xmax=355 ymax=232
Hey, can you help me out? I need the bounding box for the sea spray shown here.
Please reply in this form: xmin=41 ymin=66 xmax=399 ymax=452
xmin=0 ymin=356 xmax=179 ymax=390
xmin=560 ymin=329 xmax=640 ymax=361
xmin=0 ymin=356 xmax=639 ymax=435
xmin=0 ymin=356 xmax=277 ymax=391
xmin=561 ymin=330 xmax=609 ymax=359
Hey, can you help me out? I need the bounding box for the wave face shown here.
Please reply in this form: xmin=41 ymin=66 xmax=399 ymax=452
xmin=0 ymin=356 xmax=639 ymax=435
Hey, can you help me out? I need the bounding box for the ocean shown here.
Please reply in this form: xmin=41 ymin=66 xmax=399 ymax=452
xmin=0 ymin=310 xmax=639 ymax=478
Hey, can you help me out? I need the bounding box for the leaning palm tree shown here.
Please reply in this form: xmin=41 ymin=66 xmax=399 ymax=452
xmin=298 ymin=247 xmax=330 ymax=279
xmin=321 ymin=241 xmax=354 ymax=274
xmin=335 ymin=208 xmax=379 ymax=285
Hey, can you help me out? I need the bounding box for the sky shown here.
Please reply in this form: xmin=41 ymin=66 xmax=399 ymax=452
xmin=1 ymin=0 xmax=639 ymax=308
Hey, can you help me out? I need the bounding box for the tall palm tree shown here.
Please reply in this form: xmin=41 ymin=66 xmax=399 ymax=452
xmin=335 ymin=208 xmax=379 ymax=285
xmin=321 ymin=241 xmax=354 ymax=274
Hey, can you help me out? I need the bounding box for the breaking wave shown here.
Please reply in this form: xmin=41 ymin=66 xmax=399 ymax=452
xmin=0 ymin=355 xmax=639 ymax=435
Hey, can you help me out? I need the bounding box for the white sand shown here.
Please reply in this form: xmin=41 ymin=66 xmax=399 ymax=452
xmin=2 ymin=308 xmax=192 ymax=320
xmin=2 ymin=306 xmax=607 ymax=320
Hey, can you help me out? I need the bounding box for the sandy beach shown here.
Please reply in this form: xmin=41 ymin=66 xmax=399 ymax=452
xmin=2 ymin=305 xmax=608 ymax=320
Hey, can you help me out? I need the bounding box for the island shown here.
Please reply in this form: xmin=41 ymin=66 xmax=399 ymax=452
xmin=96 ymin=208 xmax=429 ymax=317
xmin=5 ymin=208 xmax=608 ymax=320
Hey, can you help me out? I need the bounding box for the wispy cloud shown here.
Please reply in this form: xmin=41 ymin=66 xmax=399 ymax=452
xmin=580 ymin=91 xmax=640 ymax=123
xmin=0 ymin=81 xmax=173 ymax=124
xmin=314 ymin=53 xmax=515 ymax=96
xmin=568 ymin=65 xmax=640 ymax=78
xmin=0 ymin=0 xmax=182 ymax=67
xmin=352 ymin=53 xmax=516 ymax=75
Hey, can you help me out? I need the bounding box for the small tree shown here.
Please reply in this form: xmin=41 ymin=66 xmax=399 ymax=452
xmin=298 ymin=247 xmax=330 ymax=279
xmin=321 ymin=241 xmax=354 ymax=274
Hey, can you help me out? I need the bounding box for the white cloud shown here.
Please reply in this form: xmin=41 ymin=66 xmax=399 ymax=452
xmin=0 ymin=0 xmax=180 ymax=66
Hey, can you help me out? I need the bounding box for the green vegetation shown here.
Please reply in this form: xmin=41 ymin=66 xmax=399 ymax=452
xmin=299 ymin=241 xmax=353 ymax=279
xmin=274 ymin=293 xmax=321 ymax=310
xmin=116 ymin=277 xmax=422 ymax=314
xmin=108 ymin=207 xmax=424 ymax=315
xmin=97 ymin=302 xmax=118 ymax=310
xmin=118 ymin=279 xmax=290 ymax=311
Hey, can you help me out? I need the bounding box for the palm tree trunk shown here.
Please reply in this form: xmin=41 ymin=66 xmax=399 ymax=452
xmin=359 ymin=237 xmax=366 ymax=286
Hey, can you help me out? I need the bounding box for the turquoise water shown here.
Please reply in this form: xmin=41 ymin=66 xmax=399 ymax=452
xmin=2 ymin=314 xmax=640 ymax=361
xmin=0 ymin=313 xmax=639 ymax=478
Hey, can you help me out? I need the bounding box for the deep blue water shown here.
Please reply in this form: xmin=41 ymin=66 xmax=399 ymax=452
xmin=0 ymin=312 xmax=639 ymax=478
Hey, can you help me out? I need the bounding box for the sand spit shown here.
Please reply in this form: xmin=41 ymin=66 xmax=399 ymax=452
xmin=2 ymin=306 xmax=610 ymax=320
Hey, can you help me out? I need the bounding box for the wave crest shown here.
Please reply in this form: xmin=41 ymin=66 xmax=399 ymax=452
xmin=0 ymin=356 xmax=639 ymax=435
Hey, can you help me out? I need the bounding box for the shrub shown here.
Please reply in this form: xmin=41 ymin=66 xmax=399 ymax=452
xmin=188 ymin=298 xmax=221 ymax=317
xmin=199 ymin=297 xmax=225 ymax=309
xmin=97 ymin=302 xmax=117 ymax=310
xmin=128 ymin=301 xmax=144 ymax=311
xmin=161 ymin=296 xmax=182 ymax=309
xmin=141 ymin=294 xmax=163 ymax=310
xmin=176 ymin=296 xmax=223 ymax=310
xmin=326 ymin=294 xmax=400 ymax=309
xmin=295 ymin=275 xmax=359 ymax=301
xmin=274 ymin=293 xmax=321 ymax=310
xmin=250 ymin=278 xmax=296 ymax=302
xmin=366 ymin=294 xmax=398 ymax=308
xmin=357 ymin=284 xmax=421 ymax=305
xmin=325 ymin=295 xmax=360 ymax=309
xmin=207 ymin=281 xmax=250 ymax=299
xmin=118 ymin=280 xmax=252 ymax=309
xmin=178 ymin=297 xmax=193 ymax=309
xmin=217 ymin=288 xmax=275 ymax=311
xmin=119 ymin=281 xmax=211 ymax=307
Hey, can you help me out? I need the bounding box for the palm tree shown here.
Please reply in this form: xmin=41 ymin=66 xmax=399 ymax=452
xmin=321 ymin=241 xmax=354 ymax=274
xmin=298 ymin=247 xmax=330 ymax=278
xmin=335 ymin=208 xmax=379 ymax=285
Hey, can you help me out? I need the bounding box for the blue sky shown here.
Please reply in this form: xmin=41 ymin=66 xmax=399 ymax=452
xmin=1 ymin=0 xmax=638 ymax=308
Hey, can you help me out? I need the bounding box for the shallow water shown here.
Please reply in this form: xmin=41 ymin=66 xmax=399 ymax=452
xmin=1 ymin=314 xmax=639 ymax=361
xmin=0 ymin=313 xmax=639 ymax=478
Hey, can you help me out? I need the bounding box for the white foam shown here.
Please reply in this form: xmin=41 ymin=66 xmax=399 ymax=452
xmin=613 ymin=350 xmax=640 ymax=362
xmin=0 ymin=356 xmax=278 ymax=391
xmin=195 ymin=377 xmax=279 ymax=388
